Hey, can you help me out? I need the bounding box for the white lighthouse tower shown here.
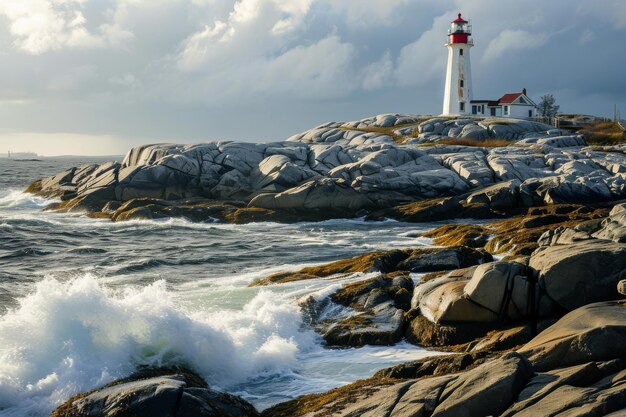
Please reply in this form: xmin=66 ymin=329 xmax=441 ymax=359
xmin=442 ymin=13 xmax=473 ymax=116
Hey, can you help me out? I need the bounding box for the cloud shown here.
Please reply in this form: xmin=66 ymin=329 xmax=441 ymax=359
xmin=258 ymin=35 xmax=357 ymax=98
xmin=577 ymin=0 xmax=626 ymax=29
xmin=109 ymin=73 xmax=136 ymax=86
xmin=394 ymin=13 xmax=451 ymax=86
xmin=482 ymin=30 xmax=549 ymax=62
xmin=173 ymin=0 xmax=359 ymax=102
xmin=327 ymin=0 xmax=414 ymax=29
xmin=362 ymin=50 xmax=393 ymax=91
xmin=580 ymin=29 xmax=594 ymax=44
xmin=0 ymin=0 xmax=133 ymax=54
xmin=0 ymin=0 xmax=624 ymax=156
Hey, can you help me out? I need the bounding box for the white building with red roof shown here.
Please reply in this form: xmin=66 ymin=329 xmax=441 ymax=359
xmin=471 ymin=89 xmax=538 ymax=118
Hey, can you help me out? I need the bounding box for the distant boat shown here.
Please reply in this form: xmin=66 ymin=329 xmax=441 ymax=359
xmin=5 ymin=151 xmax=42 ymax=161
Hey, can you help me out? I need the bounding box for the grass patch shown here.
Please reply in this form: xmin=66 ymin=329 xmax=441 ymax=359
xmin=486 ymin=120 xmax=516 ymax=125
xmin=422 ymin=224 xmax=488 ymax=247
xmin=339 ymin=117 xmax=433 ymax=144
xmin=579 ymin=121 xmax=626 ymax=145
xmin=249 ymin=250 xmax=404 ymax=286
xmin=436 ymin=138 xmax=512 ymax=147
xmin=422 ymin=204 xmax=610 ymax=257
xmin=339 ymin=125 xmax=410 ymax=144
xmin=262 ymin=376 xmax=398 ymax=417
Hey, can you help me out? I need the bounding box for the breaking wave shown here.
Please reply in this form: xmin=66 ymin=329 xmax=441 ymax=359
xmin=0 ymin=275 xmax=316 ymax=416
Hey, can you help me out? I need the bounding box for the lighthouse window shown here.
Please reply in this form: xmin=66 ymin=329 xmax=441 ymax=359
xmin=459 ymin=102 xmax=465 ymax=112
xmin=459 ymin=80 xmax=464 ymax=87
xmin=460 ymin=49 xmax=464 ymax=55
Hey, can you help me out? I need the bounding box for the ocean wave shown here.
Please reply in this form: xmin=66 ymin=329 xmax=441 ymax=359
xmin=0 ymin=275 xmax=317 ymax=417
xmin=0 ymin=190 xmax=58 ymax=210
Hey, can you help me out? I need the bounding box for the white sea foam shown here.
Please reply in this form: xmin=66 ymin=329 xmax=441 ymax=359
xmin=0 ymin=190 xmax=57 ymax=210
xmin=0 ymin=275 xmax=317 ymax=417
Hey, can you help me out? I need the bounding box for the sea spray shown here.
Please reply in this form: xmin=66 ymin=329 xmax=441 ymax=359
xmin=0 ymin=275 xmax=316 ymax=416
xmin=0 ymin=190 xmax=57 ymax=209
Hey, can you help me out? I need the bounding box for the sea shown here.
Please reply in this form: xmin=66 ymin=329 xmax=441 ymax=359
xmin=0 ymin=157 xmax=447 ymax=416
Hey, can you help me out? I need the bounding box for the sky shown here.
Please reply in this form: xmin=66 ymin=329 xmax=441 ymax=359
xmin=0 ymin=0 xmax=625 ymax=156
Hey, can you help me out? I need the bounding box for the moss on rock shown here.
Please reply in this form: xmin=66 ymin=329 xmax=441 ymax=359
xmin=250 ymin=247 xmax=491 ymax=286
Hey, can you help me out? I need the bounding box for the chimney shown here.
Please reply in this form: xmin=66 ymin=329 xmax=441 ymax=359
xmin=522 ymin=88 xmax=527 ymax=95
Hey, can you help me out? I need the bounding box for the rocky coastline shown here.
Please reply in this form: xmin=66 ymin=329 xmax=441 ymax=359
xmin=31 ymin=114 xmax=626 ymax=417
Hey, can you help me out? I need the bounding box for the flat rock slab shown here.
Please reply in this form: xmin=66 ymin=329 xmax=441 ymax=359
xmin=518 ymin=300 xmax=626 ymax=371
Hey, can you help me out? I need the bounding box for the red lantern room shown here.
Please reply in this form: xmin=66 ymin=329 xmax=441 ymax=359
xmin=448 ymin=13 xmax=472 ymax=45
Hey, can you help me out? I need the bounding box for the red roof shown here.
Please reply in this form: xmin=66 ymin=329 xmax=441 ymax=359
xmin=498 ymin=92 xmax=524 ymax=104
xmin=453 ymin=13 xmax=467 ymax=23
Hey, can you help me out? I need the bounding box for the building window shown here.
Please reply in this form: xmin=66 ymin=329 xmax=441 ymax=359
xmin=472 ymin=105 xmax=477 ymax=115
xmin=459 ymin=80 xmax=464 ymax=87
xmin=460 ymin=49 xmax=464 ymax=56
xmin=482 ymin=105 xmax=485 ymax=114
xmin=504 ymin=106 xmax=509 ymax=115
xmin=460 ymin=102 xmax=465 ymax=112
xmin=528 ymin=110 xmax=533 ymax=118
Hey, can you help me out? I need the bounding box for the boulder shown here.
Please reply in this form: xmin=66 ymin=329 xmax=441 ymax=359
xmin=430 ymin=352 xmax=534 ymax=417
xmin=529 ymin=241 xmax=626 ymax=310
xmin=442 ymin=151 xmax=494 ymax=187
xmin=211 ymin=169 xmax=253 ymax=200
xmin=388 ymin=375 xmax=456 ymax=417
xmin=249 ymin=178 xmax=373 ymax=211
xmin=116 ymin=164 xmax=194 ymax=200
xmin=470 ymin=325 xmax=534 ymax=352
xmin=323 ymin=301 xmax=406 ymax=346
xmin=330 ymin=273 xmax=414 ymax=311
xmin=593 ymin=203 xmax=626 ymax=242
xmin=521 ymin=174 xmax=614 ymax=205
xmin=397 ymin=246 xmax=492 ymax=273
xmin=464 ymin=261 xmax=532 ymax=319
xmin=51 ymin=371 xmax=259 ymax=417
xmin=251 ymin=154 xmax=317 ymax=191
xmin=465 ymin=179 xmax=521 ymax=210
xmin=518 ymin=300 xmax=626 ymax=371
xmin=320 ymin=273 xmax=413 ymax=346
xmin=417 ymin=279 xmax=499 ymax=323
xmin=537 ymin=219 xmax=603 ymax=247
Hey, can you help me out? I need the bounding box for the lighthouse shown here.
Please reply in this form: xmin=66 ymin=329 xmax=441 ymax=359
xmin=442 ymin=13 xmax=473 ymax=116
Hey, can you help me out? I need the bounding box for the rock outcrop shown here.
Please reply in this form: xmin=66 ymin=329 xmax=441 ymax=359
xmin=263 ymin=300 xmax=626 ymax=417
xmin=25 ymin=114 xmax=626 ymax=223
xmin=51 ymin=369 xmax=259 ymax=417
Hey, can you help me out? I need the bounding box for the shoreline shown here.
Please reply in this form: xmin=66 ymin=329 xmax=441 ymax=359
xmin=13 ymin=114 xmax=626 ymax=416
